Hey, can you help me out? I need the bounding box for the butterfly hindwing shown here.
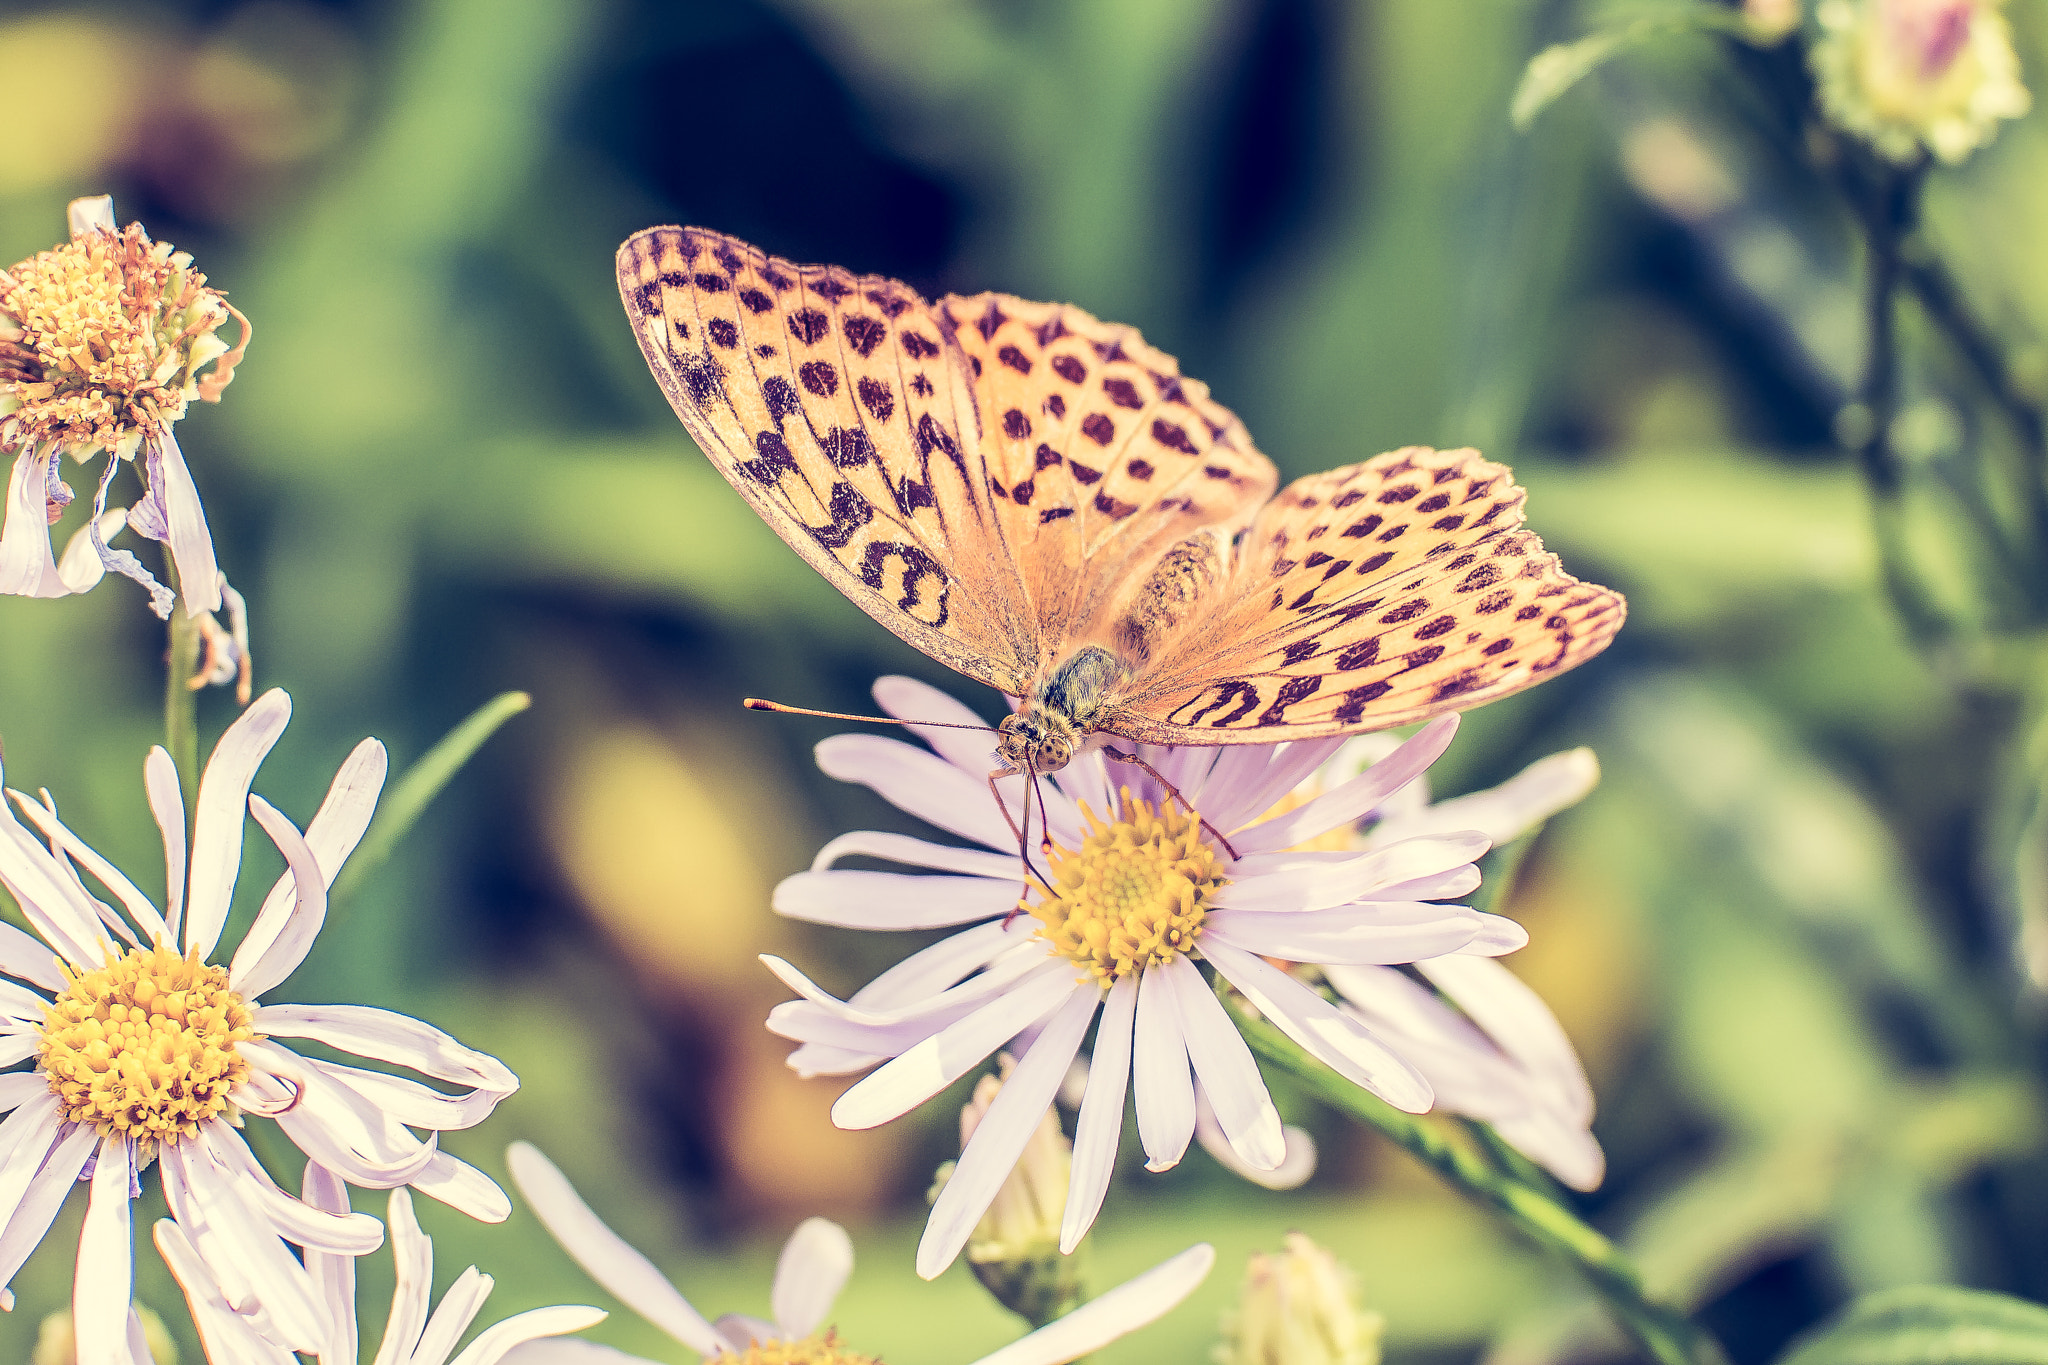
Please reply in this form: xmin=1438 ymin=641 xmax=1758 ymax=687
xmin=1104 ymin=447 xmax=1626 ymax=742
xmin=618 ymin=226 xmax=1035 ymax=693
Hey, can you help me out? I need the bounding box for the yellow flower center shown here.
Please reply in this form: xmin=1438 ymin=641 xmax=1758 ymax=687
xmin=0 ymin=223 xmax=239 ymax=459
xmin=1032 ymin=790 xmax=1228 ymax=985
xmin=709 ymin=1332 xmax=880 ymax=1365
xmin=38 ymin=943 xmax=256 ymax=1146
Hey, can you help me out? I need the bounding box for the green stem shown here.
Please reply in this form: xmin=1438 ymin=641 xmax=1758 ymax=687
xmin=1224 ymin=993 xmax=1727 ymax=1365
xmin=163 ymin=564 xmax=202 ymax=819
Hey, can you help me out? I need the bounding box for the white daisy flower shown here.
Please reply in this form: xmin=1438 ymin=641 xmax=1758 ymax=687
xmin=0 ymin=195 xmax=246 ymax=618
xmin=1310 ymin=737 xmax=1604 ymax=1190
xmin=0 ymin=689 xmax=518 ymax=1362
xmin=762 ymin=677 xmax=1526 ymax=1278
xmin=502 ymin=1142 xmax=1214 ymax=1365
xmin=158 ymin=1165 xmax=603 ymax=1365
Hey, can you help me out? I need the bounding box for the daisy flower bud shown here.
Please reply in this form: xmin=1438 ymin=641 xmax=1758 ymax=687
xmin=944 ymin=1064 xmax=1088 ymax=1326
xmin=1812 ymin=0 xmax=2032 ymax=164
xmin=1215 ymin=1234 xmax=1384 ymax=1365
xmin=0 ymin=195 xmax=248 ymax=616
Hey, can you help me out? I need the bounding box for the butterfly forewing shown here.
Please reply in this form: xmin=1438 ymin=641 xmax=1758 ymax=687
xmin=618 ymin=226 xmax=1035 ymax=692
xmin=936 ymin=292 xmax=1277 ymax=666
xmin=1107 ymin=447 xmax=1626 ymax=742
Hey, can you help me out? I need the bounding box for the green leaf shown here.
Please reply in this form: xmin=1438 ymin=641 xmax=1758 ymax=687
xmin=1778 ymin=1286 xmax=2048 ymax=1365
xmin=330 ymin=690 xmax=532 ymax=907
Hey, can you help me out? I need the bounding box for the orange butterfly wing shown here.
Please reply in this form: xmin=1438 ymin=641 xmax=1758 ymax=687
xmin=1102 ymin=447 xmax=1626 ymax=742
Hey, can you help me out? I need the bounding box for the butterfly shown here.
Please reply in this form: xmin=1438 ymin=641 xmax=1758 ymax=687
xmin=617 ymin=226 xmax=1625 ymax=790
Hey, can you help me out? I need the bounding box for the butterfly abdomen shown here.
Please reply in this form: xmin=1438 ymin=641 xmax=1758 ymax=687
xmin=1109 ymin=531 xmax=1226 ymax=663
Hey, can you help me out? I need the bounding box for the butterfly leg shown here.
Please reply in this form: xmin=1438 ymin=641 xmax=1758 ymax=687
xmin=989 ymin=766 xmax=1052 ymax=925
xmin=1100 ymin=745 xmax=1241 ymax=860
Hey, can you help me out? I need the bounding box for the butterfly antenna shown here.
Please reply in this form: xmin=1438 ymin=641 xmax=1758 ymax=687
xmin=744 ymin=698 xmax=996 ymax=734
xmin=1101 ymin=745 xmax=1241 ymax=860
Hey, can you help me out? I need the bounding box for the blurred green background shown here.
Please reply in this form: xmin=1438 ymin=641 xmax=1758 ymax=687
xmin=4 ymin=1 xmax=2048 ymax=1362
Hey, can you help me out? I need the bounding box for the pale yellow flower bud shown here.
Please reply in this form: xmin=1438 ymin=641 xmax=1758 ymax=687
xmin=1215 ymin=1234 xmax=1384 ymax=1365
xmin=1812 ymin=0 xmax=2031 ymax=163
xmin=930 ymin=1062 xmax=1086 ymax=1326
xmin=34 ymin=1305 xmax=179 ymax=1365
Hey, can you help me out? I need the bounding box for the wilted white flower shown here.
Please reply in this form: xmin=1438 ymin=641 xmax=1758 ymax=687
xmin=504 ymin=1142 xmax=1214 ymax=1365
xmin=160 ymin=1168 xmax=602 ymax=1365
xmin=0 ymin=690 xmax=516 ymax=1361
xmin=763 ymin=677 xmax=1522 ymax=1278
xmin=0 ymin=195 xmax=247 ymax=617
xmin=1812 ymin=0 xmax=2031 ymax=163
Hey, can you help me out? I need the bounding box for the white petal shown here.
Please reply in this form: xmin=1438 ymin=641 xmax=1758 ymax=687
xmin=0 ymin=980 xmax=48 ymax=1027
xmin=194 ymin=1126 xmax=384 ymax=1255
xmin=0 ymin=1069 xmax=46 ymax=1111
xmin=713 ymin=1314 xmax=777 ymax=1351
xmin=1131 ymin=966 xmax=1195 ymax=1172
xmin=1417 ymin=955 xmax=1593 ymax=1123
xmin=968 ymin=1244 xmax=1215 ymax=1365
xmin=5 ymin=792 xmax=167 ymax=943
xmin=144 ymin=748 xmax=187 ymax=944
xmin=1200 ymin=939 xmax=1432 ymax=1112
xmin=830 ymin=964 xmax=1077 ymax=1130
xmin=1232 ymin=715 xmax=1459 ymax=854
xmin=871 ymin=675 xmax=1002 ymax=776
xmin=73 ymin=1137 xmax=136 ymax=1365
xmin=152 ymin=430 xmax=222 ymax=616
xmin=0 ymin=919 xmax=64 ymax=993
xmin=809 ymin=829 xmax=1018 ymax=879
xmin=0 ymin=1122 xmax=94 ymax=1294
xmin=1216 ymin=832 xmax=1487 ymax=911
xmin=411 ymin=1265 xmax=492 ymax=1365
xmin=54 ymin=505 xmax=125 ymax=593
xmin=917 ymin=985 xmax=1097 ymax=1279
xmin=184 ymin=688 xmax=292 ymax=960
xmin=229 ymin=795 xmax=329 ymax=1000
xmin=164 ymin=1140 xmax=333 ymax=1351
xmin=1375 ymin=748 xmax=1599 ymax=847
xmin=1198 ymin=737 xmax=1349 ymax=834
xmin=1459 ymin=914 xmax=1529 ymax=955
xmin=0 ymin=449 xmax=68 ymax=599
xmin=1061 ymin=973 xmax=1136 ymax=1253
xmin=447 ymin=1306 xmax=611 ymax=1365
xmin=1491 ymin=1108 xmax=1607 ymax=1192
xmin=774 ymin=870 xmax=1019 ymax=929
xmin=1203 ymin=903 xmax=1479 ymax=965
xmin=233 ymin=738 xmax=387 ymax=997
xmin=155 ymin=1220 xmax=300 ymax=1365
xmin=1193 ymin=1092 xmax=1317 ymax=1190
xmin=410 ymin=1151 xmax=512 ymax=1222
xmin=763 ymin=945 xmax=1046 ymax=1048
xmin=0 ymin=812 xmax=117 ymax=967
xmin=251 ymin=1004 xmax=517 ymax=1093
xmin=1371 ymin=866 xmax=1483 ymax=902
xmin=0 ymin=1093 xmax=72 ymax=1226
xmin=304 ymin=1056 xmax=504 ymax=1132
xmin=505 ymin=1143 xmax=724 ymax=1356
xmin=771 ymin=1217 xmax=853 ymax=1337
xmin=832 ymin=916 xmax=1039 ymax=1013
xmin=815 ymin=734 xmax=1014 ymax=850
xmin=1162 ymin=957 xmax=1283 ymax=1171
xmin=245 ymin=1041 xmax=441 ymax=1186
xmin=497 ymin=1343 xmax=660 ymax=1365
xmin=300 ymin=1164 xmax=360 ymax=1365
xmin=375 ymin=1187 xmax=433 ymax=1365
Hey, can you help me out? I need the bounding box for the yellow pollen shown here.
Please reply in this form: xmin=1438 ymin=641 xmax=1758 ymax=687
xmin=0 ymin=223 xmax=243 ymax=460
xmin=1031 ymin=789 xmax=1229 ymax=985
xmin=708 ymin=1331 xmax=880 ymax=1365
xmin=38 ymin=943 xmax=256 ymax=1147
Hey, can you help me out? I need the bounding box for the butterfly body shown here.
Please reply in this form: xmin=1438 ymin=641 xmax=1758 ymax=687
xmin=619 ymin=226 xmax=1625 ymax=762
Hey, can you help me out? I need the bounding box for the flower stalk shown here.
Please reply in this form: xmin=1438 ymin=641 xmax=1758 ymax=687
xmin=164 ymin=558 xmax=201 ymax=816
xmin=1222 ymin=988 xmax=1726 ymax=1365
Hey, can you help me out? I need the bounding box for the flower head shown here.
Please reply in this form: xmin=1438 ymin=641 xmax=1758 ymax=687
xmin=160 ymin=1170 xmax=602 ymax=1365
xmin=0 ymin=690 xmax=517 ymax=1359
xmin=0 ymin=196 xmax=246 ymax=617
xmin=1215 ymin=1233 xmax=1384 ymax=1365
xmin=504 ymin=1142 xmax=1213 ymax=1365
xmin=1812 ymin=0 xmax=2031 ymax=163
xmin=763 ymin=677 xmax=1525 ymax=1277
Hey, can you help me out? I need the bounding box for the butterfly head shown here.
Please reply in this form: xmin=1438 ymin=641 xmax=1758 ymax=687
xmin=996 ymin=707 xmax=1078 ymax=776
